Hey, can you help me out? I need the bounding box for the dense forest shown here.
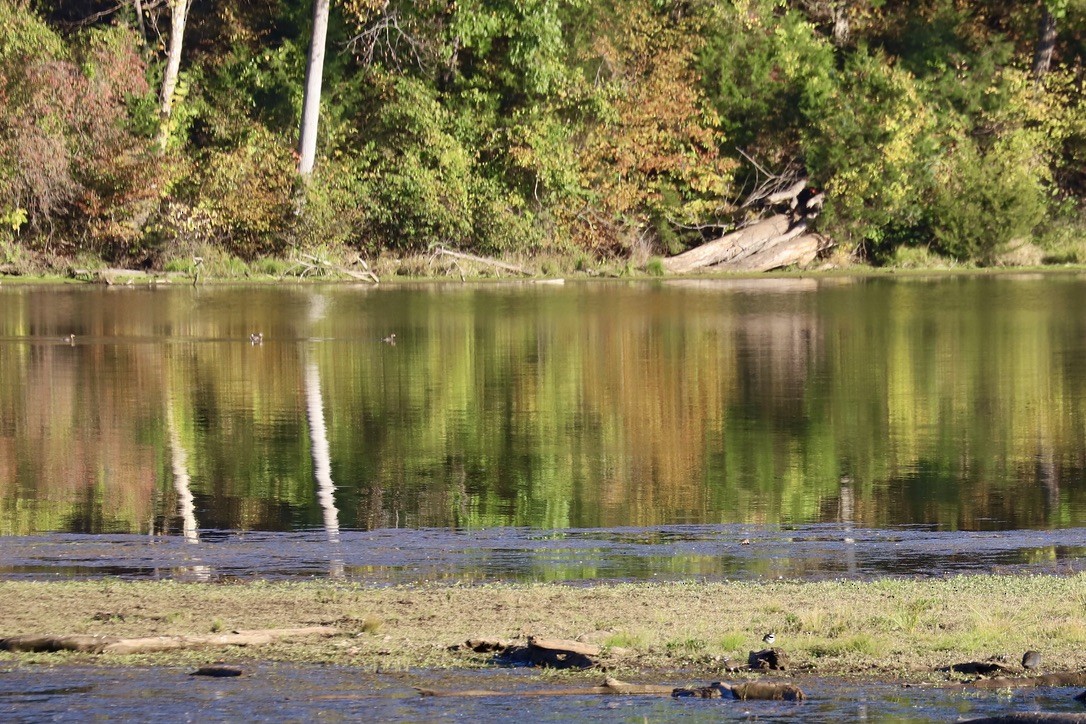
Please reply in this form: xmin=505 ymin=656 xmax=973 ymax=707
xmin=1 ymin=0 xmax=1084 ymax=274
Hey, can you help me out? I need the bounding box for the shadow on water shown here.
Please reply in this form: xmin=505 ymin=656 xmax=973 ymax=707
xmin=0 ymin=524 xmax=1083 ymax=583
xmin=0 ymin=664 xmax=1083 ymax=722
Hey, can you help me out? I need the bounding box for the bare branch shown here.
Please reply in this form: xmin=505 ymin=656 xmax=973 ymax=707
xmin=346 ymin=9 xmax=426 ymax=70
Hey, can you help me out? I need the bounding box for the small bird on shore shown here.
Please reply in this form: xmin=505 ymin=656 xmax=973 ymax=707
xmin=249 ymin=333 xmax=263 ymax=345
xmin=762 ymin=632 xmax=776 ymax=647
xmin=383 ymin=333 xmax=396 ymax=345
xmin=1022 ymin=650 xmax=1042 ymax=670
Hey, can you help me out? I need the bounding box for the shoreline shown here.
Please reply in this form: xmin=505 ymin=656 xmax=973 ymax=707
xmin=3 ymin=262 xmax=1086 ymax=288
xmin=3 ymin=574 xmax=1084 ymax=682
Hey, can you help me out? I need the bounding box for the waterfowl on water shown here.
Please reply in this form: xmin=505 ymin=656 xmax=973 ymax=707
xmin=250 ymin=332 xmax=263 ymax=345
xmin=383 ymin=333 xmax=396 ymax=345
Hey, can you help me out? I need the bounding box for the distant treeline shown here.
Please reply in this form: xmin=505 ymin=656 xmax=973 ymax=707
xmin=1 ymin=0 xmax=1084 ymax=269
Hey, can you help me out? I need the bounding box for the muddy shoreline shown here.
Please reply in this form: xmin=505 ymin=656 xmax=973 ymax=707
xmin=2 ymin=576 xmax=1084 ymax=685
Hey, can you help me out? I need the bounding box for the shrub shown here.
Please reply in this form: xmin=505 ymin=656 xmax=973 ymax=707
xmin=930 ymin=136 xmax=1047 ymax=262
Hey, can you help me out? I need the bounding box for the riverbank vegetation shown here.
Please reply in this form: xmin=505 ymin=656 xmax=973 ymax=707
xmin=1 ymin=575 xmax=1084 ymax=678
xmin=1 ymin=1 xmax=1085 ymax=276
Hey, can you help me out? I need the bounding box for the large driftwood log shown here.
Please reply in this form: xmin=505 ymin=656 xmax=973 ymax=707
xmin=715 ymin=232 xmax=821 ymax=272
xmin=0 ymin=626 xmax=338 ymax=655
xmin=663 ymin=216 xmax=791 ymax=274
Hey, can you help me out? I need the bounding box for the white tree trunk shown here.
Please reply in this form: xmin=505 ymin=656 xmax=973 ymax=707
xmin=156 ymin=0 xmax=190 ymax=151
xmin=298 ymin=0 xmax=331 ymax=176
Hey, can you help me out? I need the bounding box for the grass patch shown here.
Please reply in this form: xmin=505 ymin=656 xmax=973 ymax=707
xmin=0 ymin=575 xmax=1084 ymax=679
xmin=603 ymin=631 xmax=647 ymax=650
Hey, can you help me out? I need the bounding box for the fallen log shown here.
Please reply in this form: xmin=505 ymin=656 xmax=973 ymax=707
xmin=0 ymin=626 xmax=338 ymax=655
xmin=715 ymin=232 xmax=821 ymax=272
xmin=293 ymin=253 xmax=379 ymax=283
xmin=527 ymin=635 xmax=599 ymax=669
xmin=662 ymin=215 xmax=791 ymax=274
xmin=432 ymin=246 xmax=530 ymax=276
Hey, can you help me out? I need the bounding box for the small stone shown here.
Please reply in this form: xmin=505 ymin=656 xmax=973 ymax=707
xmin=192 ymin=664 xmax=243 ymax=677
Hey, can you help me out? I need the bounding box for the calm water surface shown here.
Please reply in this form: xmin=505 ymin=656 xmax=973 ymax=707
xmin=2 ymin=664 xmax=1082 ymax=722
xmin=2 ymin=275 xmax=1085 ymax=580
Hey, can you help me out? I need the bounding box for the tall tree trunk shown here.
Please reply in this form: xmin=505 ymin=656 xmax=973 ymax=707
xmin=133 ymin=0 xmax=146 ymax=46
xmin=1032 ymin=4 xmax=1058 ymax=80
xmin=298 ymin=0 xmax=330 ymax=177
xmin=156 ymin=0 xmax=191 ymax=151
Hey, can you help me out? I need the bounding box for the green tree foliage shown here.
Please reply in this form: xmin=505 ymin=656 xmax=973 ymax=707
xmin=1 ymin=0 xmax=1085 ymax=265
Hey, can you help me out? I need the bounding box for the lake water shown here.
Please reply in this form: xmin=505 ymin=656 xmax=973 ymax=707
xmin=2 ymin=275 xmax=1086 ymax=581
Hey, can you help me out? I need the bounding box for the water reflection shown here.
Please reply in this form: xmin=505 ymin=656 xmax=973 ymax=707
xmin=1 ymin=277 xmax=1086 ymax=550
xmin=0 ymin=525 xmax=1083 ymax=583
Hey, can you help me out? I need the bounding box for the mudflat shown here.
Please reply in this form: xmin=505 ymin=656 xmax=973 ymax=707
xmin=1 ymin=575 xmax=1083 ymax=680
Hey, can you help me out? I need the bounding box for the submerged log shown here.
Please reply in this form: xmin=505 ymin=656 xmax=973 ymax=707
xmin=673 ymin=682 xmax=734 ymax=699
xmin=192 ymin=664 xmax=244 ymax=677
xmin=732 ymin=682 xmax=806 ymax=701
xmin=419 ymin=676 xmax=802 ymax=700
xmin=418 ymin=677 xmax=675 ymax=698
xmin=963 ymin=715 xmax=1086 ymax=723
xmin=0 ymin=627 xmax=338 ymax=655
xmin=969 ymin=671 xmax=1086 ymax=690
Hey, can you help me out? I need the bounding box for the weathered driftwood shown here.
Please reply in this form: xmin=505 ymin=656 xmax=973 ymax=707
xmin=293 ymin=253 xmax=379 ymax=283
xmin=713 ymin=229 xmax=821 ymax=272
xmin=764 ymin=178 xmax=809 ymax=206
xmin=459 ymin=638 xmax=512 ymax=654
xmin=418 ymin=676 xmax=803 ymax=700
xmin=432 ymin=246 xmax=530 ymax=276
xmin=527 ymin=635 xmax=599 ymax=669
xmin=748 ymin=647 xmax=789 ymax=671
xmin=662 ymin=215 xmax=790 ymax=274
xmin=455 ymin=636 xmax=631 ymax=669
xmin=0 ymin=626 xmax=338 ymax=655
